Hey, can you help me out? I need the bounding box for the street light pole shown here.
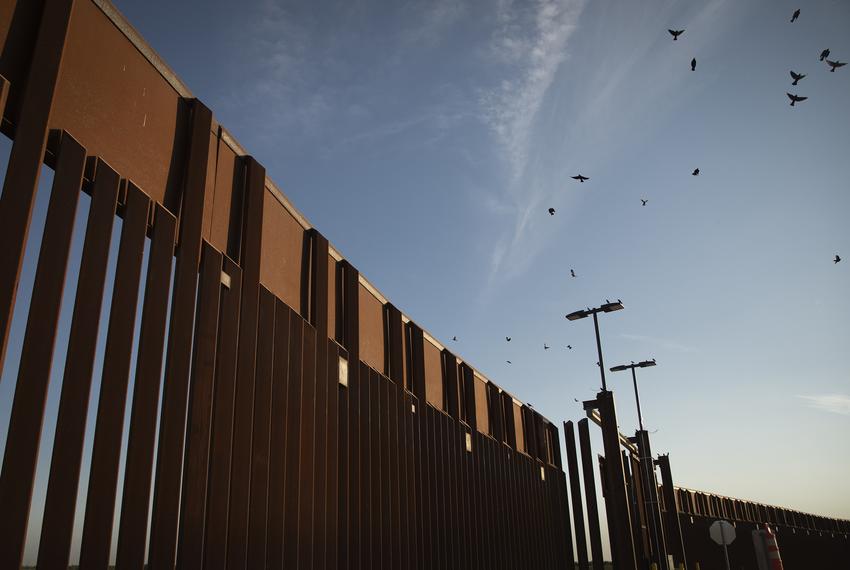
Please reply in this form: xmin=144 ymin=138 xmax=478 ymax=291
xmin=592 ymin=311 xmax=607 ymax=391
xmin=631 ymin=365 xmax=643 ymax=431
xmin=566 ymin=299 xmax=623 ymax=392
xmin=611 ymin=358 xmax=666 ymax=570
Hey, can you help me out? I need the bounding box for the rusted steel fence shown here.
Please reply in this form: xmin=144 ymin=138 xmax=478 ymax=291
xmin=0 ymin=1 xmax=571 ymax=568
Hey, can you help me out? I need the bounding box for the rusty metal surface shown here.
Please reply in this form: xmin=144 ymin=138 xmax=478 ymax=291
xmin=0 ymin=2 xmax=847 ymax=568
xmin=0 ymin=0 xmax=75 ymax=378
xmin=4 ymin=131 xmax=86 ymax=570
xmin=176 ymin=242 xmax=222 ymax=568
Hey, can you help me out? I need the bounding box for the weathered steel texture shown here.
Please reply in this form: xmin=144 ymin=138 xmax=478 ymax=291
xmin=32 ymin=156 xmax=119 ymax=570
xmin=0 ymin=0 xmax=75 ymax=376
xmin=225 ymin=155 xmax=266 ymax=569
xmin=246 ymin=287 xmax=276 ymax=568
xmin=176 ymin=242 xmax=223 ymax=568
xmin=201 ymin=256 xmax=242 ymax=570
xmin=112 ymin=203 xmax=177 ymax=569
xmin=565 ymin=421 xmax=589 ymax=569
xmin=636 ymin=430 xmax=668 ymax=569
xmin=0 ymin=132 xmax=85 ymax=570
xmin=3 ymin=3 xmax=847 ymax=569
xmin=148 ymin=99 xmax=214 ymax=569
xmin=594 ymin=390 xmax=637 ymax=570
xmin=74 ymin=178 xmax=150 ymax=566
xmin=578 ymin=418 xmax=605 ymax=570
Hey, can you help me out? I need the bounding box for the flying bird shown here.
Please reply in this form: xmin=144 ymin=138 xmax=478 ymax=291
xmin=820 ymin=49 xmax=830 ymax=61
xmin=574 ymin=398 xmax=579 ymax=403
xmin=572 ymin=174 xmax=589 ymax=183
xmin=692 ymin=168 xmax=700 ymax=176
xmin=566 ymin=345 xmax=573 ymax=350
xmin=548 ymin=207 xmax=556 ymax=215
xmin=691 ymin=58 xmax=696 ymax=71
xmin=452 ymin=336 xmax=457 ymax=341
xmin=641 ymin=199 xmax=648 ymax=206
xmin=544 ymin=344 xmax=550 ymax=350
xmin=835 ymin=255 xmax=842 ymax=264
xmin=506 ymin=360 xmax=512 ymax=365
xmin=506 ymin=336 xmax=511 ymax=342
xmin=790 ymin=9 xmax=800 ymax=23
xmin=787 ymin=92 xmax=808 ymax=106
xmin=570 ymin=269 xmax=576 ymax=278
xmin=826 ymin=59 xmax=846 ymax=72
xmin=790 ymin=71 xmax=806 ymax=85
xmin=668 ymin=29 xmax=684 ymax=40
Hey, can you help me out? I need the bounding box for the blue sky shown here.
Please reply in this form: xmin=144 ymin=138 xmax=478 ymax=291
xmin=2 ymin=0 xmax=849 ymax=563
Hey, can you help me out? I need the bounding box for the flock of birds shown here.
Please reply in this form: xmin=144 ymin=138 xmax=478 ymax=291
xmin=450 ymin=8 xmax=844 ymax=369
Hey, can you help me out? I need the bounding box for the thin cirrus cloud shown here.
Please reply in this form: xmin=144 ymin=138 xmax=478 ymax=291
xmin=479 ymin=0 xmax=586 ymax=280
xmin=797 ymin=394 xmax=850 ymax=416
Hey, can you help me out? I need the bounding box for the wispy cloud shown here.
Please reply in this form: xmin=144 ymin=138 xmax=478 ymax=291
xmin=619 ymin=333 xmax=698 ymax=353
xmin=478 ymin=0 xmax=586 ymax=281
xmin=797 ymin=394 xmax=850 ymax=416
xmin=481 ymin=0 xmax=586 ymax=183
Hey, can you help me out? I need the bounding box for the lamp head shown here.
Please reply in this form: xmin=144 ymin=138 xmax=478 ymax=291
xmin=601 ymin=299 xmax=624 ymax=313
xmin=566 ymin=309 xmax=589 ymax=321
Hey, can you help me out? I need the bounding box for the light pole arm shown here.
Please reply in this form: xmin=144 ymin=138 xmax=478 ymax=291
xmin=592 ymin=311 xmax=607 ymax=391
xmin=631 ymin=366 xmax=644 ymax=432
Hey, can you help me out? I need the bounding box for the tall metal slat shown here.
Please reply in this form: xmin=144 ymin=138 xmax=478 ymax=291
xmin=358 ymin=361 xmax=371 ymax=570
xmin=147 ymin=100 xmax=214 ymax=569
xmin=297 ymin=323 xmax=318 ymax=569
xmin=325 ymin=340 xmax=340 ymax=570
xmin=0 ymin=0 xmax=76 ymax=375
xmin=27 ymin=133 xmax=88 ymax=568
xmin=77 ymin=178 xmax=150 ymax=567
xmin=200 ymin=257 xmax=242 ymax=570
xmin=578 ymin=418 xmax=605 ymax=570
xmin=266 ymin=300 xmax=291 ymax=570
xmin=246 ymin=287 xmax=276 ymax=568
xmin=111 ymin=204 xmax=177 ymax=569
xmin=15 ymin=157 xmax=115 ymax=570
xmin=281 ymin=315 xmax=303 ymax=568
xmin=175 ymin=242 xmax=223 ymax=568
xmin=0 ymin=132 xmax=85 ymax=569
xmin=224 ymin=156 xmax=266 ymax=569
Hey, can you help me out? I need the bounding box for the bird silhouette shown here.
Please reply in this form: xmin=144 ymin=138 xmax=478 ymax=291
xmin=548 ymin=207 xmax=556 ymax=215
xmin=787 ymin=93 xmax=808 ymax=106
xmin=566 ymin=345 xmax=573 ymax=350
xmin=826 ymin=60 xmax=846 ymax=72
xmin=641 ymin=199 xmax=648 ymax=206
xmin=506 ymin=360 xmax=512 ymax=365
xmin=668 ymin=29 xmax=684 ymax=40
xmin=570 ymin=269 xmax=576 ymax=278
xmin=691 ymin=58 xmax=696 ymax=71
xmin=835 ymin=255 xmax=842 ymax=264
xmin=692 ymin=168 xmax=700 ymax=176
xmin=506 ymin=336 xmax=511 ymax=342
xmin=790 ymin=70 xmax=805 ymax=85
xmin=452 ymin=336 xmax=457 ymax=341
xmin=544 ymin=344 xmax=550 ymax=350
xmin=790 ymin=9 xmax=800 ymax=22
xmin=820 ymin=49 xmax=830 ymax=62
xmin=572 ymin=174 xmax=589 ymax=183
xmin=573 ymin=398 xmax=579 ymax=403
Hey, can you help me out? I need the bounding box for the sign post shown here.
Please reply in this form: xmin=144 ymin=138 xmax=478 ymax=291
xmin=709 ymin=520 xmax=736 ymax=570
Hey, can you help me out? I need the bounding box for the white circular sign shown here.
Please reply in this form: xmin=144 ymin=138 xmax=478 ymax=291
xmin=710 ymin=520 xmax=736 ymax=546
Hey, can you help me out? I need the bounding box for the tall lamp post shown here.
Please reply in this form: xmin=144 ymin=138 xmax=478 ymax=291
xmin=567 ymin=300 xmax=639 ymax=570
xmin=565 ymin=299 xmax=624 ymax=391
xmin=610 ymin=359 xmax=656 ymax=431
xmin=611 ymin=359 xmax=668 ymax=570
